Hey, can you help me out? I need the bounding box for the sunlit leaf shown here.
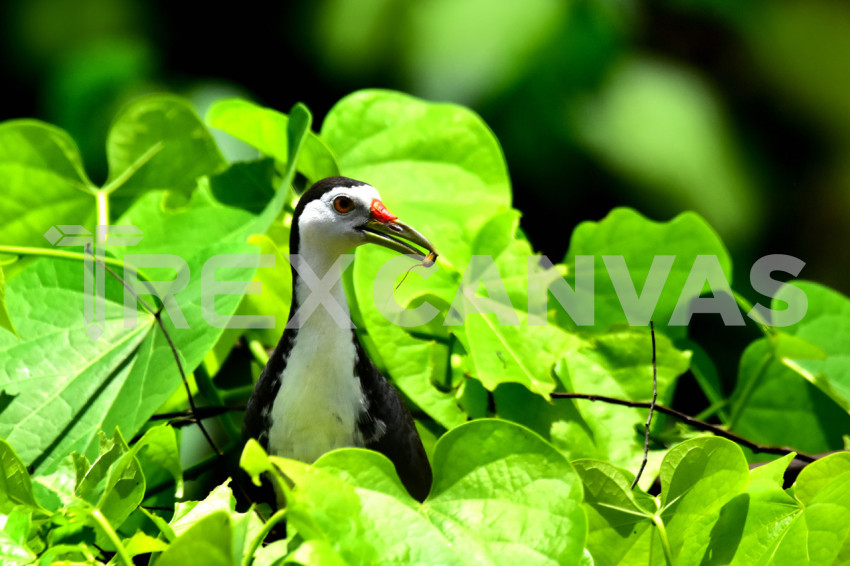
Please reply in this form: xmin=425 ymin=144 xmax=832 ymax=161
xmin=158 ymin=510 xmax=236 ymax=566
xmin=0 ymin=439 xmax=40 ymax=514
xmin=563 ymin=207 xmax=733 ymax=338
xmin=275 ymin=419 xmax=587 ymax=565
xmin=0 ymin=508 xmax=36 ymax=565
xmin=0 ymin=120 xmax=95 ymax=247
xmin=206 ymin=97 xmax=339 ymax=182
xmin=576 ymin=437 xmax=749 ymax=566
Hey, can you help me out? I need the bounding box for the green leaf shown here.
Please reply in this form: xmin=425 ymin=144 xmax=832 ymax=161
xmin=133 ymin=424 xmax=182 ymax=498
xmin=0 ymin=255 xmax=154 ymax=473
xmin=793 ymin=452 xmax=850 ymax=505
xmin=170 ymin=480 xmax=239 ymax=538
xmin=728 ymin=333 xmax=850 ymax=455
xmin=0 ymin=120 xmax=95 ymax=247
xmin=572 ymin=460 xmax=657 ymax=565
xmin=0 ymin=508 xmax=36 ymax=565
xmin=449 ymin=233 xmax=583 ymax=397
xmin=0 ymin=266 xmax=17 ymax=337
xmin=75 ymin=429 xmax=144 ymax=528
xmin=658 ymin=437 xmax=749 ymax=562
xmin=104 ymin=94 xmax=226 ymax=211
xmin=239 ymin=438 xmax=276 ymax=488
xmin=123 ymin=531 xmax=170 ymax=558
xmin=0 ymin=96 xmax=226 ymax=251
xmin=576 ymin=437 xmax=749 ymax=566
xmin=0 ymin=439 xmax=40 ymax=513
xmin=454 ymin=312 xmax=579 ymax=397
xmin=209 ymin=158 xmax=277 ymax=214
xmin=563 ymin=207 xmax=733 ymax=338
xmin=705 ymin=453 xmax=850 ymax=565
xmin=277 ymin=419 xmax=587 ymax=565
xmin=31 ymin=454 xmax=77 ymax=512
xmin=282 ymin=539 xmax=349 ymax=566
xmin=206 ymin=97 xmax=339 ymax=181
xmin=776 ymin=281 xmax=850 ymax=413
xmin=158 ymin=510 xmax=236 ymax=566
xmin=702 ymin=453 xmax=796 ymax=565
xmin=231 ymin=501 xmax=265 ymax=566
xmin=325 ymin=89 xmax=511 ymax=268
xmin=782 ymin=453 xmax=850 ymax=565
xmin=426 ymin=419 xmax=586 ymax=564
xmin=238 ymin=231 xmax=293 ymax=347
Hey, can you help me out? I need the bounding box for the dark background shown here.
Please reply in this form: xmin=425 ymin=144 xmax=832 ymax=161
xmin=3 ymin=0 xmax=849 ymax=411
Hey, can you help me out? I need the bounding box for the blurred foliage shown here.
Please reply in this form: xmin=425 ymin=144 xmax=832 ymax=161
xmin=3 ymin=0 xmax=850 ymax=299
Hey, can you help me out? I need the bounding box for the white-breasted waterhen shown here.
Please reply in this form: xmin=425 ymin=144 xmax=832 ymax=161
xmin=244 ymin=177 xmax=436 ymax=501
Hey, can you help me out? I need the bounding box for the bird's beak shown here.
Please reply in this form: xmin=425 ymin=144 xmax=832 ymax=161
xmin=360 ymin=199 xmax=438 ymax=266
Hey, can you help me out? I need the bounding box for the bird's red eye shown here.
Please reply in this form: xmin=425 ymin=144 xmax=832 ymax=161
xmin=333 ymin=196 xmax=355 ymax=213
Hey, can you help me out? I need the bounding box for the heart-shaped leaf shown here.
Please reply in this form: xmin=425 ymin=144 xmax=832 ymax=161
xmin=272 ymin=419 xmax=586 ymax=565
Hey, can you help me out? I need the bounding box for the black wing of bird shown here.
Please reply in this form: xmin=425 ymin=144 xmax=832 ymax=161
xmin=243 ymin=329 xmax=296 ymax=448
xmin=353 ymin=335 xmax=433 ymax=502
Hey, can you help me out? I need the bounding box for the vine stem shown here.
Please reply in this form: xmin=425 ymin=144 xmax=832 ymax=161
xmin=89 ymin=508 xmax=133 ymax=566
xmin=550 ymin=392 xmax=817 ymax=462
xmin=242 ymin=509 xmax=288 ymax=566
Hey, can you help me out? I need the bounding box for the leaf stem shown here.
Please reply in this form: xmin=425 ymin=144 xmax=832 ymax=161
xmin=96 ymin=190 xmax=109 ymax=244
xmin=694 ymin=399 xmax=728 ymax=422
xmin=0 ymin=245 xmax=124 ymax=269
xmin=733 ymin=291 xmax=775 ymax=338
xmin=241 ymin=508 xmax=287 ymax=566
xmin=101 ymin=142 xmax=164 ymax=195
xmin=90 ymin=508 xmax=133 ymax=566
xmin=652 ymin=514 xmax=674 ymax=566
xmin=725 ymin=353 xmax=771 ymax=430
xmin=248 ymin=339 xmax=270 ymax=366
xmin=0 ymin=245 xmax=157 ymax=288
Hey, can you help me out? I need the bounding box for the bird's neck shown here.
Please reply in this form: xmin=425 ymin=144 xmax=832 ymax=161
xmin=286 ymin=238 xmax=353 ymax=331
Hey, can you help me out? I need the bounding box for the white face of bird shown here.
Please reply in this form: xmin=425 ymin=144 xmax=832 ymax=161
xmin=297 ymin=182 xmax=438 ymax=264
xmin=298 ymin=183 xmax=382 ymax=256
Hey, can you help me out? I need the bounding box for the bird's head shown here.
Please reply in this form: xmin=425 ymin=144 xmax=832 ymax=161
xmin=293 ymin=177 xmax=438 ymax=265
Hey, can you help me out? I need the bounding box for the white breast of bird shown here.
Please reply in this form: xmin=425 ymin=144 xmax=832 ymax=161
xmin=266 ymin=323 xmax=366 ymax=463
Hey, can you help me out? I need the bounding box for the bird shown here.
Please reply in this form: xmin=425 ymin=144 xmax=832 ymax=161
xmin=244 ymin=176 xmax=436 ymax=502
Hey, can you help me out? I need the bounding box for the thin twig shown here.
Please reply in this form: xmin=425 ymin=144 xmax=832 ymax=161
xmin=631 ymin=321 xmax=657 ymax=489
xmin=149 ymin=406 xmax=244 ymax=421
xmin=91 ymin=245 xmax=222 ymax=456
xmin=550 ymin=392 xmax=817 ymax=463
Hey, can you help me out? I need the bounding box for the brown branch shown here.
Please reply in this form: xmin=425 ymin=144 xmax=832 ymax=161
xmin=631 ymin=321 xmax=657 ymax=489
xmin=550 ymin=391 xmax=818 ymax=463
xmin=149 ymin=406 xmax=244 ymax=422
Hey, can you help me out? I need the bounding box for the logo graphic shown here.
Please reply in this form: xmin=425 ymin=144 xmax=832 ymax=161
xmin=45 ymin=225 xmax=809 ymax=341
xmin=44 ymin=225 xmax=143 ymax=340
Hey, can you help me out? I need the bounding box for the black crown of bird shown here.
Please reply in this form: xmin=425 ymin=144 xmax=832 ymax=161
xmin=244 ymin=176 xmax=438 ymax=502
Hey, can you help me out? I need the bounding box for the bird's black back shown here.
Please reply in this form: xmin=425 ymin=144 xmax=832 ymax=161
xmin=352 ymin=334 xmax=432 ymax=501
